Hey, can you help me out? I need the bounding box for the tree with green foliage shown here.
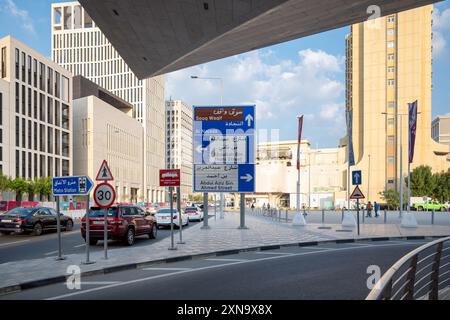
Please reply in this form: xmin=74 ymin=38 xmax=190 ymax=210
xmin=433 ymin=169 xmax=450 ymax=202
xmin=406 ymin=165 xmax=437 ymax=197
xmin=379 ymin=189 xmax=408 ymax=210
xmin=10 ymin=177 xmax=29 ymax=202
xmin=0 ymin=174 xmax=12 ymax=201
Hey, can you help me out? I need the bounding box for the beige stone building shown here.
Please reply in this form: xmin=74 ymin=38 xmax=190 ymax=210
xmin=432 ymin=115 xmax=450 ymax=161
xmin=52 ymin=1 xmax=166 ymax=203
xmin=343 ymin=5 xmax=449 ymax=203
xmin=0 ymin=36 xmax=73 ymax=180
xmin=251 ymin=140 xmax=346 ymax=209
xmin=165 ymin=100 xmax=193 ymax=202
xmin=72 ymin=76 xmax=143 ymax=202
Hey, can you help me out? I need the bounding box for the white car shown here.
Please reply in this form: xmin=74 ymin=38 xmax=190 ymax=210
xmin=184 ymin=206 xmax=204 ymax=222
xmin=155 ymin=208 xmax=188 ymax=229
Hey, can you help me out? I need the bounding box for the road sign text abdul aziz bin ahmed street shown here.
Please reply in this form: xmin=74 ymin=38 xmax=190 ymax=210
xmin=193 ymin=105 xmax=255 ymax=193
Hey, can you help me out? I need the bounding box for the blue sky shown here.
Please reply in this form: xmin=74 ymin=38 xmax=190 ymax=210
xmin=1 ymin=0 xmax=450 ymax=148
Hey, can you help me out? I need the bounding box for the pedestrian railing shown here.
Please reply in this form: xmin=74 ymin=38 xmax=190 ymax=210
xmin=366 ymin=236 xmax=450 ymax=300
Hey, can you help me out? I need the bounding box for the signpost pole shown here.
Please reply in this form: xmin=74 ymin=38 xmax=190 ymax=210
xmin=169 ymin=187 xmax=177 ymax=250
xmin=239 ymin=193 xmax=247 ymax=229
xmin=56 ymin=196 xmax=64 ymax=260
xmin=214 ymin=193 xmax=217 ymax=221
xmin=202 ymin=193 xmax=209 ymax=229
xmin=103 ymin=207 xmax=108 ymax=259
xmin=177 ymin=186 xmax=185 ymax=244
xmin=357 ymin=198 xmax=360 ymax=236
xmin=83 ymin=194 xmax=94 ymax=264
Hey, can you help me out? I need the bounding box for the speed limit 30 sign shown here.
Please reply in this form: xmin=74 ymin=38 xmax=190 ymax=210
xmin=93 ymin=182 xmax=116 ymax=209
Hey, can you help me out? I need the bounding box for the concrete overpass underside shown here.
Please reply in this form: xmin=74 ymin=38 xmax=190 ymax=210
xmin=79 ymin=0 xmax=440 ymax=79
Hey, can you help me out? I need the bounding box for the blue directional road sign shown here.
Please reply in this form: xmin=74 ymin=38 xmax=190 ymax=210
xmin=352 ymin=170 xmax=362 ymax=186
xmin=193 ymin=105 xmax=255 ymax=193
xmin=52 ymin=176 xmax=94 ymax=196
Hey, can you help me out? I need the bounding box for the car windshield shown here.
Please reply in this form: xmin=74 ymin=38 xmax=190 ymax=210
xmin=157 ymin=209 xmax=177 ymax=214
xmin=2 ymin=207 xmax=35 ymax=217
xmin=89 ymin=207 xmax=119 ymax=217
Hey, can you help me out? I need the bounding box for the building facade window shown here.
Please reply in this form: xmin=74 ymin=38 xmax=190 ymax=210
xmin=387 ymin=41 xmax=395 ymax=48
xmin=388 ymin=79 xmax=395 ymax=86
xmin=1 ymin=47 xmax=6 ymax=78
xmin=15 ymin=49 xmax=19 ymax=80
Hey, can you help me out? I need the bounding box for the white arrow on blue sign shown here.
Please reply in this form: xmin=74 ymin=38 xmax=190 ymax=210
xmin=52 ymin=176 xmax=94 ymax=196
xmin=352 ymin=170 xmax=362 ymax=186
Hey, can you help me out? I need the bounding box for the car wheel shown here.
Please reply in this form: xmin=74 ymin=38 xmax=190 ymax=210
xmin=65 ymin=220 xmax=74 ymax=231
xmin=32 ymin=223 xmax=43 ymax=236
xmin=88 ymin=239 xmax=98 ymax=246
xmin=149 ymin=225 xmax=157 ymax=239
xmin=124 ymin=228 xmax=135 ymax=246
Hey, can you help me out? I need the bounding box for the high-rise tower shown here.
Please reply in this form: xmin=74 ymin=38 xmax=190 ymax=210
xmin=344 ymin=5 xmax=449 ymax=202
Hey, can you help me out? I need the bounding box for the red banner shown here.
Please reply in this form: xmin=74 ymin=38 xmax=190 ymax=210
xmin=296 ymin=115 xmax=304 ymax=170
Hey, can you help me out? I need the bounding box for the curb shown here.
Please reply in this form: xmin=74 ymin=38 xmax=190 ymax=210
xmin=0 ymin=234 xmax=447 ymax=296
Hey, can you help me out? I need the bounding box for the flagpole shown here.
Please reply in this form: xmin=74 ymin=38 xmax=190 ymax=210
xmin=293 ymin=115 xmax=306 ymax=226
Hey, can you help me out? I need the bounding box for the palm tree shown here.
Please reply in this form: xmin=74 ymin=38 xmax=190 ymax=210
xmin=0 ymin=174 xmax=12 ymax=201
xmin=10 ymin=177 xmax=29 ymax=202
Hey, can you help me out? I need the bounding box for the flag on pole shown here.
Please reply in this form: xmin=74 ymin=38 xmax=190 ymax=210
xmin=408 ymin=100 xmax=418 ymax=164
xmin=296 ymin=115 xmax=304 ymax=170
xmin=346 ymin=109 xmax=355 ymax=166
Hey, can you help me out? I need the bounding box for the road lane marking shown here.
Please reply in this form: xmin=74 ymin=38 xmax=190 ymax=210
xmin=74 ymin=244 xmax=86 ymax=248
xmin=205 ymin=258 xmax=249 ymax=262
xmin=45 ymin=241 xmax=429 ymax=300
xmin=141 ymin=267 xmax=193 ymax=271
xmin=254 ymin=251 xmax=295 ymax=256
xmin=0 ymin=239 xmax=30 ymax=247
xmin=44 ymin=250 xmax=58 ymax=256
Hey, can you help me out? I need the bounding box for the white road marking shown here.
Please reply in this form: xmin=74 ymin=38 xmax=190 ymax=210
xmin=205 ymin=258 xmax=249 ymax=262
xmin=0 ymin=239 xmax=30 ymax=248
xmin=74 ymin=244 xmax=86 ymax=248
xmin=46 ymin=241 xmax=428 ymax=300
xmin=44 ymin=250 xmax=58 ymax=256
xmin=141 ymin=267 xmax=193 ymax=271
xmin=254 ymin=251 xmax=294 ymax=256
xmin=79 ymin=281 xmax=122 ymax=285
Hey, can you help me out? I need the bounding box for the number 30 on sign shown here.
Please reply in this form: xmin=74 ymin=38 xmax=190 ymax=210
xmin=93 ymin=183 xmax=116 ymax=209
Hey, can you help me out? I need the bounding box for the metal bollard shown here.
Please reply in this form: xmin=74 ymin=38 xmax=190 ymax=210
xmin=278 ymin=209 xmax=281 ymax=222
xmin=341 ymin=208 xmax=344 ymax=222
xmin=432 ymin=210 xmax=435 ymax=225
xmin=384 ymin=209 xmax=387 ymax=224
xmin=362 ymin=209 xmax=365 ymax=223
xmin=322 ymin=209 xmax=325 ymax=224
xmin=285 ymin=209 xmax=288 ymax=222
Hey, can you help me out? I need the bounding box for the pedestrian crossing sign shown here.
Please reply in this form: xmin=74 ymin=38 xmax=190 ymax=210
xmin=95 ymin=160 xmax=114 ymax=181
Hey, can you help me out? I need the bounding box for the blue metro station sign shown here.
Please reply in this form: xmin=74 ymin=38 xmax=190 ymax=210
xmin=193 ymin=105 xmax=255 ymax=193
xmin=52 ymin=176 xmax=94 ymax=196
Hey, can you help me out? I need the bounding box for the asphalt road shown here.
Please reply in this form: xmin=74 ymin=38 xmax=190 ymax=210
xmin=0 ymin=239 xmax=430 ymax=300
xmin=0 ymin=218 xmax=208 ymax=264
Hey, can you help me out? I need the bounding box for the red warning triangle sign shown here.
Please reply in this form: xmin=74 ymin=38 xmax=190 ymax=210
xmin=96 ymin=160 xmax=114 ymax=181
xmin=350 ymin=185 xmax=365 ymax=199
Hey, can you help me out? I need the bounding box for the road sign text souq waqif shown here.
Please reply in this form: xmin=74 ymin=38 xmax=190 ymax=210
xmin=193 ymin=106 xmax=255 ymax=193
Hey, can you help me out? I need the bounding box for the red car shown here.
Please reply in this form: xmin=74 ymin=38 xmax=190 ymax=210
xmin=81 ymin=205 xmax=157 ymax=246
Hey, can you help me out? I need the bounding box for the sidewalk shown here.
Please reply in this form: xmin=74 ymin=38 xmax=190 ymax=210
xmin=0 ymin=212 xmax=449 ymax=294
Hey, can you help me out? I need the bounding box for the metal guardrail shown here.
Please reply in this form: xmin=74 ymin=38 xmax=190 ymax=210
xmin=367 ymin=236 xmax=450 ymax=300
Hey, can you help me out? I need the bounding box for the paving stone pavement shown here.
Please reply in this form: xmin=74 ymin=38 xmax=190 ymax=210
xmin=0 ymin=211 xmax=449 ymax=292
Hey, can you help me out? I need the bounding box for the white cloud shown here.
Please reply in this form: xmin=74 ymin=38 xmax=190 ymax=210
xmin=0 ymin=0 xmax=35 ymax=34
xmin=166 ymin=48 xmax=344 ymax=123
xmin=320 ymin=103 xmax=341 ymax=120
xmin=432 ymin=8 xmax=450 ymax=57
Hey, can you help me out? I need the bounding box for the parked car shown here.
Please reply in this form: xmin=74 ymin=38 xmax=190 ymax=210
xmin=412 ymin=200 xmax=447 ymax=211
xmin=155 ymin=208 xmax=188 ymax=229
xmin=184 ymin=206 xmax=204 ymax=222
xmin=81 ymin=205 xmax=157 ymax=246
xmin=0 ymin=207 xmax=74 ymax=236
